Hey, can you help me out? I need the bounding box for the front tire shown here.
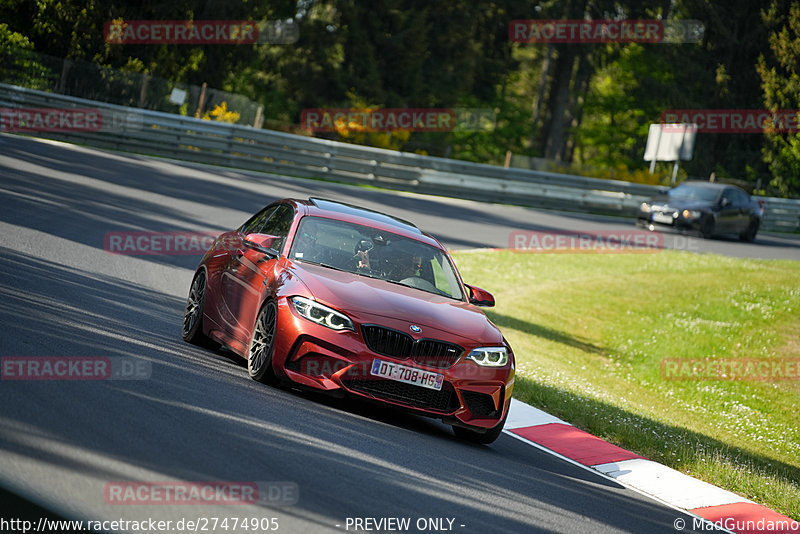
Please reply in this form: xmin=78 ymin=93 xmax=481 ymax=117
xmin=700 ymin=216 xmax=716 ymax=238
xmin=248 ymin=300 xmax=278 ymax=384
xmin=452 ymin=413 xmax=508 ymax=445
xmin=182 ymin=271 xmax=211 ymax=346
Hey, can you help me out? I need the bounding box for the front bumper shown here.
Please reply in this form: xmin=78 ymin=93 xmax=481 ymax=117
xmin=636 ymin=209 xmax=702 ymax=233
xmin=272 ymin=298 xmax=514 ymax=429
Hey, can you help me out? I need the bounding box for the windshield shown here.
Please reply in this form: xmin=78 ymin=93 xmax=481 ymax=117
xmin=667 ymin=184 xmax=720 ymax=203
xmin=290 ymin=216 xmax=464 ymax=300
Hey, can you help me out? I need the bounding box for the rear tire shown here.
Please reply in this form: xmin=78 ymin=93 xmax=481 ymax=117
xmin=182 ymin=271 xmax=211 ymax=346
xmin=453 ymin=413 xmax=507 ymax=445
xmin=739 ymin=219 xmax=759 ymax=242
xmin=248 ymin=300 xmax=278 ymax=384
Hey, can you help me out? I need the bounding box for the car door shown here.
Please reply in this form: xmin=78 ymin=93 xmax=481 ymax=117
xmin=716 ymin=188 xmax=740 ymax=233
xmin=210 ymin=205 xmax=274 ymax=338
xmin=219 ymin=204 xmax=295 ymax=346
xmin=731 ymin=189 xmax=752 ymax=233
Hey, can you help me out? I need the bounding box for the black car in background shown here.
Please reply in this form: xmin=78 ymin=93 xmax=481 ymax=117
xmin=637 ymin=181 xmax=764 ymax=242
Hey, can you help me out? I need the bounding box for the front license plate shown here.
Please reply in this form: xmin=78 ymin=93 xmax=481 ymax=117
xmin=652 ymin=212 xmax=675 ymax=225
xmin=370 ymin=359 xmax=444 ymax=391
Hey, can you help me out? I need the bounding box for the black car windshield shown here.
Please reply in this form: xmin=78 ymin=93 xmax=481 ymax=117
xmin=668 ymin=184 xmax=720 ymax=203
xmin=290 ymin=216 xmax=464 ymax=300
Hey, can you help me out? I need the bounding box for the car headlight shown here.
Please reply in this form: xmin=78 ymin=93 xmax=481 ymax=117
xmin=290 ymin=296 xmax=354 ymax=331
xmin=640 ymin=202 xmax=651 ymax=213
xmin=466 ymin=346 xmax=508 ymax=367
xmin=681 ymin=209 xmax=701 ymax=219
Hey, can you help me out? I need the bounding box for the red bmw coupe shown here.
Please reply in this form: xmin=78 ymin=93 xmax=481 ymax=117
xmin=182 ymin=198 xmax=515 ymax=443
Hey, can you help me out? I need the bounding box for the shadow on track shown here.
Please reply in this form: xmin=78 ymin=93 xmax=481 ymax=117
xmin=0 ymin=247 xmax=704 ymax=533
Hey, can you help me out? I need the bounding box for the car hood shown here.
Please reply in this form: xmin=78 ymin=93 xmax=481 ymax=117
xmin=649 ymin=197 xmax=712 ymax=211
xmin=289 ymin=261 xmax=502 ymax=344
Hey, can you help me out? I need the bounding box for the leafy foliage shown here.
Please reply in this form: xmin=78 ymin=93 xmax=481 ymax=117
xmin=1 ymin=0 xmax=798 ymax=196
xmin=758 ymin=0 xmax=800 ymax=197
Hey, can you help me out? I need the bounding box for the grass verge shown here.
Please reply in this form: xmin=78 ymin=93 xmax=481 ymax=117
xmin=452 ymin=249 xmax=800 ymax=520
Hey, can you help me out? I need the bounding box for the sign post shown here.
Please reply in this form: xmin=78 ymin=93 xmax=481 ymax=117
xmin=644 ymin=123 xmax=697 ymax=183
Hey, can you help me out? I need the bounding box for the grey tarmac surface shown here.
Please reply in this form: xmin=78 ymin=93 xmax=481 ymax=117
xmin=0 ymin=133 xmax=761 ymax=533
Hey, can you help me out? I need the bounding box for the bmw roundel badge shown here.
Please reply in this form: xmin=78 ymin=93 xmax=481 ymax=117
xmin=409 ymin=324 xmax=422 ymax=333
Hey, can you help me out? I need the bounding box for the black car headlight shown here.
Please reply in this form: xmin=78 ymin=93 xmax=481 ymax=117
xmin=681 ymin=209 xmax=701 ymax=219
xmin=466 ymin=346 xmax=508 ymax=367
xmin=290 ymin=296 xmax=354 ymax=331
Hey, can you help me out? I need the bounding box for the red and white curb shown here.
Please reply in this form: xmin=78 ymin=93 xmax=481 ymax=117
xmin=503 ymin=398 xmax=799 ymax=533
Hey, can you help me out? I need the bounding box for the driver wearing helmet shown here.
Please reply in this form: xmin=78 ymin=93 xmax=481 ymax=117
xmin=355 ymin=237 xmax=422 ymax=281
xmin=396 ymin=253 xmax=422 ymax=280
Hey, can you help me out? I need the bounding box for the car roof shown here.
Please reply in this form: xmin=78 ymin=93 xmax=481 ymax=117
xmin=309 ymin=197 xmax=420 ymax=230
xmin=285 ymin=197 xmax=444 ymax=248
xmin=676 ymin=181 xmax=744 ymax=193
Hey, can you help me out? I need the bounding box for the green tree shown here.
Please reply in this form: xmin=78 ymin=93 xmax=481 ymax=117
xmin=758 ymin=0 xmax=800 ymax=197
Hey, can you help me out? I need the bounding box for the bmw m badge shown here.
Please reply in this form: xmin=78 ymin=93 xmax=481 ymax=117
xmin=409 ymin=325 xmax=422 ymax=333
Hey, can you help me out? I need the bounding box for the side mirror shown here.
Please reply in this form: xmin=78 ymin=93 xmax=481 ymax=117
xmin=720 ymin=197 xmax=731 ymax=207
xmin=243 ymin=233 xmax=280 ymax=257
xmin=465 ymin=283 xmax=495 ymax=307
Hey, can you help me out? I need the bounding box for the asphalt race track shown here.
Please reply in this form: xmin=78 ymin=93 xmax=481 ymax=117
xmin=2 ymin=133 xmax=790 ymax=533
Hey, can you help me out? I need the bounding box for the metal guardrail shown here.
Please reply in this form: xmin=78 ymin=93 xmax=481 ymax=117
xmin=2 ymin=83 xmax=798 ymax=233
xmin=0 ymin=47 xmax=264 ymax=126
